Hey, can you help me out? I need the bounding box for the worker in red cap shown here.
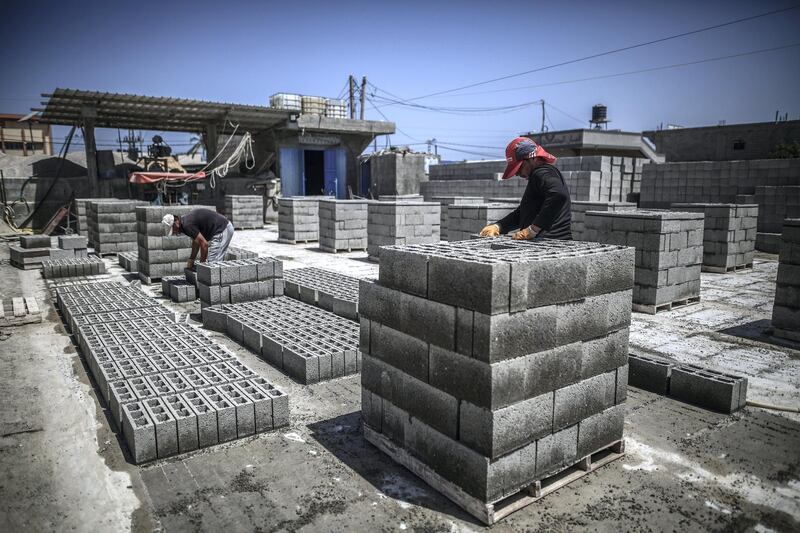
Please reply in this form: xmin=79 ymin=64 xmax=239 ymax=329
xmin=479 ymin=137 xmax=572 ymax=240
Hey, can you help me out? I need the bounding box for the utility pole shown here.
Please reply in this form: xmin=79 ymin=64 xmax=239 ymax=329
xmin=360 ymin=76 xmax=367 ymax=120
xmin=540 ymin=100 xmax=547 ymax=133
xmin=349 ymin=75 xmax=356 ymax=119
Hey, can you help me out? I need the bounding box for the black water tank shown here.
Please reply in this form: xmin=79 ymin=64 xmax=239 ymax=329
xmin=591 ymin=104 xmax=608 ymax=123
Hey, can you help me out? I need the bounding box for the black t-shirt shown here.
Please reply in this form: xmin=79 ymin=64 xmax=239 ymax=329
xmin=495 ymin=164 xmax=572 ymax=240
xmin=179 ymin=209 xmax=229 ymax=240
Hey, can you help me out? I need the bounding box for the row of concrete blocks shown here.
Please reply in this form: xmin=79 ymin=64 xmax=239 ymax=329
xmin=283 ymin=267 xmax=359 ymax=320
xmin=582 ymin=210 xmax=704 ymax=308
xmin=202 ymin=297 xmax=361 ymax=384
xmin=772 ymin=219 xmax=800 ymax=341
xmin=196 ymin=258 xmax=283 ymax=286
xmin=361 ymin=239 xmax=631 ymax=503
xmin=10 ymin=245 xmax=75 ymax=269
xmin=57 ymin=283 xmax=289 ymax=463
xmin=42 ymin=257 xmax=106 ymax=278
xmin=429 ymin=196 xmax=484 ymax=240
xmin=162 ymin=276 xmax=197 ymax=303
xmin=628 ymin=353 xmax=747 ymax=414
xmin=571 ymin=201 xmax=637 ymax=241
xmin=199 ymin=279 xmax=284 ymax=307
xmin=376 ymin=238 xmax=634 ymax=317
xmin=225 ymin=246 xmax=259 ymax=260
xmin=118 ymin=252 xmax=138 ymax=272
xmin=74 ymin=198 xmax=110 ymax=235
xmin=753 ymin=186 xmax=800 ymax=233
xmin=444 ymin=203 xmax=517 ymax=242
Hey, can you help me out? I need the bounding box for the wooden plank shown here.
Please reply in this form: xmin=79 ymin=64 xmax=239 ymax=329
xmin=24 ymin=297 xmax=39 ymax=315
xmin=12 ymin=297 xmax=25 ymax=317
xmin=366 ymin=424 xmax=625 ymax=526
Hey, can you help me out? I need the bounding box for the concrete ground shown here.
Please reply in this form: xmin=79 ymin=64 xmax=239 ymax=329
xmin=1 ymin=224 xmax=799 ymax=532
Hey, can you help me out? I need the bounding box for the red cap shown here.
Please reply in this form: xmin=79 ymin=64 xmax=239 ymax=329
xmin=500 ymin=137 xmax=557 ymax=179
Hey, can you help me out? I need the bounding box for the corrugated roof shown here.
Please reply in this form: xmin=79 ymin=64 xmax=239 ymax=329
xmin=36 ymin=88 xmax=292 ymax=132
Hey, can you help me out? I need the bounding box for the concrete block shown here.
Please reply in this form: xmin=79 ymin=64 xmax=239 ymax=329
xmin=121 ymin=402 xmax=157 ymax=463
xmin=628 ymin=353 xmax=672 ymax=394
xmin=669 ymin=364 xmax=748 ymax=413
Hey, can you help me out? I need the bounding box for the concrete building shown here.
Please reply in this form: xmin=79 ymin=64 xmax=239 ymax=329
xmin=526 ymin=128 xmax=663 ymax=162
xmin=644 ymin=120 xmax=800 ymax=162
xmin=0 ymin=113 xmax=53 ymax=156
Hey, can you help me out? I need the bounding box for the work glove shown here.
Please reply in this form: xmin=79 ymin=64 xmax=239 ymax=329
xmin=513 ymin=227 xmax=537 ymax=240
xmin=479 ymin=224 xmax=500 ymax=237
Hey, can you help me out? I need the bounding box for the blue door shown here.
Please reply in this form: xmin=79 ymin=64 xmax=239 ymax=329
xmin=323 ymin=149 xmax=337 ymax=196
xmin=279 ymin=147 xmax=303 ymax=197
xmin=335 ymin=148 xmax=347 ymax=199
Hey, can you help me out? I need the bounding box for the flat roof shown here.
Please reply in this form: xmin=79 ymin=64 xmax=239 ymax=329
xmin=34 ymin=88 xmax=396 ymax=137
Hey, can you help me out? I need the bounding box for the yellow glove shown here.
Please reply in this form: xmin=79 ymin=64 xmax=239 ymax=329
xmin=513 ymin=227 xmax=536 ymax=240
xmin=479 ymin=224 xmax=500 ymax=237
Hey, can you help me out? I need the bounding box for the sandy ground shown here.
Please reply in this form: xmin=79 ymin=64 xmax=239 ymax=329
xmin=1 ymin=225 xmax=799 ymax=532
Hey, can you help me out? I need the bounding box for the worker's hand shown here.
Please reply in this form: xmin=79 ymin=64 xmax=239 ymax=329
xmin=513 ymin=227 xmax=537 ymax=240
xmin=479 ymin=224 xmax=500 ymax=237
xmin=187 ymin=258 xmax=195 ymax=270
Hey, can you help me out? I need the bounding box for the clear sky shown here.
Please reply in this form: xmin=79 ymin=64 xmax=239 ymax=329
xmin=1 ymin=0 xmax=798 ymax=160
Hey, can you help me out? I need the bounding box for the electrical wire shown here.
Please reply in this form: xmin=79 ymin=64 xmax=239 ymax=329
xmin=373 ymin=5 xmax=800 ymax=104
xmin=416 ymin=42 xmax=800 ymax=98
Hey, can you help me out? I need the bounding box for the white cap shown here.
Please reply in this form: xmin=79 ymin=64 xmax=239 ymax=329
xmin=162 ymin=214 xmax=175 ymax=235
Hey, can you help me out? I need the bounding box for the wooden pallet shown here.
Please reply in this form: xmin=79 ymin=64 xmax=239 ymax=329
xmin=0 ymin=297 xmax=42 ymax=326
xmin=277 ymin=238 xmax=318 ymax=245
xmin=702 ymin=262 xmax=754 ymax=274
xmin=363 ymin=425 xmax=625 ymax=526
xmin=319 ymin=245 xmax=368 ymax=254
xmin=633 ymin=296 xmax=701 ymax=315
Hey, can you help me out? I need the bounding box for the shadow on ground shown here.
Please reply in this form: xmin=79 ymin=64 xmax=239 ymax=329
xmin=307 ymin=411 xmax=481 ymax=526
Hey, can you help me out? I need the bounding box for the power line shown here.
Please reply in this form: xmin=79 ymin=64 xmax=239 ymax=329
xmin=376 ymin=5 xmax=800 ymax=105
xmin=413 ymin=42 xmax=800 ymax=98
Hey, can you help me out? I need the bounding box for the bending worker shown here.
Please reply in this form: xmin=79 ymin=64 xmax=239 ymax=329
xmin=163 ymin=208 xmax=234 ymax=268
xmin=480 ymin=137 xmax=572 ymax=240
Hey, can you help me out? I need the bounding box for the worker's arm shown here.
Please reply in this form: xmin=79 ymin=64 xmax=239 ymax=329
xmin=494 ymin=177 xmax=537 ymax=233
xmin=529 ymin=168 xmax=570 ymax=233
xmin=195 ymin=233 xmax=209 ymax=263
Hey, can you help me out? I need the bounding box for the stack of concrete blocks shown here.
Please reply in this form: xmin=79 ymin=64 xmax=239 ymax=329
xmin=445 ymin=203 xmax=517 ymax=242
xmin=422 ymin=156 xmax=648 ymax=204
xmin=42 ymin=257 xmax=106 ymax=278
xmin=118 ymin=252 xmax=138 ymax=272
xmin=10 ymin=235 xmax=71 ymax=270
xmin=639 ymin=159 xmax=800 ymax=253
xmin=584 ymin=210 xmax=704 ymax=313
xmin=555 ymin=156 xmax=647 ymax=203
xmin=754 ymin=186 xmax=800 ymax=253
xmin=430 ymin=196 xmax=484 ymax=240
xmin=161 ymin=275 xmax=197 ymax=303
xmin=56 ymin=282 xmax=289 ymax=463
xmin=421 ymin=179 xmax=528 ymax=203
xmin=202 ymin=297 xmax=360 ymax=384
xmin=74 ymin=198 xmax=111 ymax=236
xmin=283 ymin=267 xmax=360 ymax=320
xmin=135 ymin=205 xmax=216 ymax=282
xmin=58 ymin=235 xmax=89 ymax=258
xmin=196 ymin=258 xmax=284 ymax=308
xmin=225 ymin=247 xmax=258 ymax=260
xmin=360 ymin=238 xmax=632 ymax=510
xmin=772 ymin=219 xmax=800 ymax=342
xmin=318 ymin=199 xmax=369 ymax=253
xmin=225 ymin=195 xmax=263 ymax=229
xmin=368 ymin=151 xmax=427 ymax=197
xmin=571 ymin=202 xmax=637 ymax=241
xmin=87 ymin=200 xmax=149 ymax=254
xmin=671 ymin=203 xmax=758 ymax=272
xmin=377 ymin=194 xmax=424 ymax=201
xmin=278 ymin=197 xmax=321 ymax=243
xmin=367 ymin=201 xmax=441 ymax=260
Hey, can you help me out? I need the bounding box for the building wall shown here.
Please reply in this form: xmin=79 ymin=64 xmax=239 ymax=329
xmin=0 ymin=116 xmax=53 ymax=156
xmin=644 ymin=121 xmax=800 ymax=162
